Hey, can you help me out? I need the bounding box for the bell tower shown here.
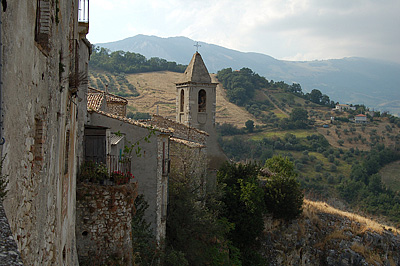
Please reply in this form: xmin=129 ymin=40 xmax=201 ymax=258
xmin=176 ymin=52 xmax=227 ymax=180
xmin=176 ymin=52 xmax=217 ymax=132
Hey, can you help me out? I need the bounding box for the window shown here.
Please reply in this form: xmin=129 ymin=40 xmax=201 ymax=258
xmin=35 ymin=0 xmax=51 ymax=54
xmin=180 ymin=89 xmax=184 ymax=112
xmin=198 ymin=89 xmax=206 ymax=112
xmin=64 ymin=130 xmax=70 ymax=174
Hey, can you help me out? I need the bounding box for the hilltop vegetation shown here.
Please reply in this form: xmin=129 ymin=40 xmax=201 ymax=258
xmin=90 ymin=46 xmax=187 ymax=74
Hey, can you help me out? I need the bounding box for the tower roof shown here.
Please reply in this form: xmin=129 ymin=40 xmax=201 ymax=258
xmin=181 ymin=52 xmax=211 ymax=83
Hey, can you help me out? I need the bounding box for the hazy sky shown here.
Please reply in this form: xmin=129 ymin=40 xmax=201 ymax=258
xmin=87 ymin=0 xmax=400 ymax=62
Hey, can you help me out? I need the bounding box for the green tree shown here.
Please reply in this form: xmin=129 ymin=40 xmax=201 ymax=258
xmin=245 ymin=120 xmax=254 ymax=133
xmin=309 ymin=89 xmax=323 ymax=104
xmin=263 ymin=156 xmax=303 ymax=221
xmin=217 ymin=162 xmax=265 ymax=265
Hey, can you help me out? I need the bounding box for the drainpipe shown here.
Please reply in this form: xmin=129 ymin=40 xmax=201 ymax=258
xmin=0 ymin=5 xmax=4 ymax=145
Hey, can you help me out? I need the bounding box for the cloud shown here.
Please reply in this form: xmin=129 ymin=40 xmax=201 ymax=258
xmin=88 ymin=0 xmax=400 ymax=62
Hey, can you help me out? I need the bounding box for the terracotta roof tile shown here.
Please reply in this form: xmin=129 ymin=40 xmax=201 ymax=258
xmin=170 ymin=137 xmax=206 ymax=148
xmin=89 ymin=109 xmax=171 ymax=134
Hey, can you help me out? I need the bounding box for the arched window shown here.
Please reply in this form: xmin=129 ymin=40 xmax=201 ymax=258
xmin=198 ymin=90 xmax=206 ymax=112
xmin=180 ymin=90 xmax=184 ymax=112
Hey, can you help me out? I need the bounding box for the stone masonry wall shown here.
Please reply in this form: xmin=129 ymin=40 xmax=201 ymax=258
xmin=106 ymin=102 xmax=127 ymax=117
xmin=76 ymin=183 xmax=137 ymax=266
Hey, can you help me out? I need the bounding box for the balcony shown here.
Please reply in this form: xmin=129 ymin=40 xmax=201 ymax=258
xmin=78 ymin=0 xmax=89 ymax=35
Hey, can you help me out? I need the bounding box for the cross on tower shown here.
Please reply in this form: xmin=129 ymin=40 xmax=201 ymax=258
xmin=194 ymin=42 xmax=201 ymax=52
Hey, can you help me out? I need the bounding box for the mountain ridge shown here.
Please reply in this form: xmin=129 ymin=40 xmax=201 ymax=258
xmin=96 ymin=35 xmax=400 ymax=116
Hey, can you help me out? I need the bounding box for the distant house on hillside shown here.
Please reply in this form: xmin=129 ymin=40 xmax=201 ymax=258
xmin=335 ymin=104 xmax=356 ymax=112
xmin=355 ymin=114 xmax=367 ymax=123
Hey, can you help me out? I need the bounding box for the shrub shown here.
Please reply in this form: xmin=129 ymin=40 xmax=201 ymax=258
xmin=78 ymin=161 xmax=109 ymax=184
xmin=263 ymin=156 xmax=303 ymax=221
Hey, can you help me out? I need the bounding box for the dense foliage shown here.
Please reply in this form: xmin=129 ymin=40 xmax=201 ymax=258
xmin=90 ymin=46 xmax=187 ymax=74
xmin=166 ymin=178 xmax=241 ymax=266
xmin=337 ymin=147 xmax=400 ymax=223
xmin=131 ymin=195 xmax=163 ymax=265
xmin=218 ymin=133 xmax=329 ymax=162
xmin=263 ymin=156 xmax=303 ymax=220
xmin=217 ymin=162 xmax=266 ymax=265
xmin=217 ymin=68 xmax=269 ymax=106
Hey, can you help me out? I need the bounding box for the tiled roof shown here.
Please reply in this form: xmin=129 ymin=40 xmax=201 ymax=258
xmin=356 ymin=114 xmax=367 ymax=117
xmin=87 ymin=87 xmax=128 ymax=112
xmin=170 ymin=137 xmax=206 ymax=148
xmin=87 ymin=91 xmax=104 ymax=111
xmin=150 ymin=114 xmax=209 ymax=136
xmin=110 ymin=134 xmax=124 ymax=145
xmin=89 ymin=109 xmax=171 ymax=134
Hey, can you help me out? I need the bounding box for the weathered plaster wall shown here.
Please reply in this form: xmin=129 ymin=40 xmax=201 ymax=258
xmin=76 ymin=183 xmax=137 ymax=266
xmin=1 ymin=1 xmax=88 ymax=265
xmin=88 ymin=112 xmax=169 ymax=241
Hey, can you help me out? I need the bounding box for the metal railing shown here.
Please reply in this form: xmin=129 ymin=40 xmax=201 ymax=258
xmin=107 ymin=154 xmax=131 ymax=176
xmin=78 ymin=0 xmax=89 ymax=23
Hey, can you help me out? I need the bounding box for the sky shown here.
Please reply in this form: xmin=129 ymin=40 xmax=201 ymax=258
xmin=87 ymin=0 xmax=400 ymax=63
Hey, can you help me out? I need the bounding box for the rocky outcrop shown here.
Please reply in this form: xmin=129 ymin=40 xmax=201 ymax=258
xmin=261 ymin=200 xmax=400 ymax=265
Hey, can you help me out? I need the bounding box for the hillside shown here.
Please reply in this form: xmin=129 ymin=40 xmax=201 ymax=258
xmin=96 ymin=35 xmax=400 ymax=116
xmin=262 ymin=199 xmax=400 ymax=265
xmin=89 ymin=70 xmax=258 ymax=127
xmin=89 ymin=68 xmax=400 ymax=227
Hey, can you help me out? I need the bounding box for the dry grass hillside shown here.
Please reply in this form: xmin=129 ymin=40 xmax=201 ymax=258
xmin=89 ymin=70 xmax=400 ymax=153
xmin=112 ymin=71 xmax=258 ymax=127
xmin=262 ymin=199 xmax=400 ymax=265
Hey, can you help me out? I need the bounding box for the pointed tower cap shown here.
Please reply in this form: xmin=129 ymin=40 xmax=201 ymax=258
xmin=181 ymin=52 xmax=211 ymax=83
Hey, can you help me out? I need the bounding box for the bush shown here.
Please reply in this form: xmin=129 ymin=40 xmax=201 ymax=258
xmin=263 ymin=156 xmax=303 ymax=220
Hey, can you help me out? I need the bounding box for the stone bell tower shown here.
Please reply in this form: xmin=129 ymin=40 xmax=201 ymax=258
xmin=176 ymin=52 xmax=227 ymax=175
xmin=176 ymin=52 xmax=217 ymax=132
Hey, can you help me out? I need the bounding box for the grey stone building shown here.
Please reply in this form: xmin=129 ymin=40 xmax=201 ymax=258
xmin=1 ymin=0 xmax=90 ymax=265
xmin=175 ymin=52 xmax=227 ymax=185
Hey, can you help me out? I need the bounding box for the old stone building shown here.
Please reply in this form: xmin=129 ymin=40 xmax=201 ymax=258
xmin=1 ymin=0 xmax=90 ymax=265
xmin=175 ymin=52 xmax=227 ymax=186
xmin=85 ymin=89 xmax=171 ymax=243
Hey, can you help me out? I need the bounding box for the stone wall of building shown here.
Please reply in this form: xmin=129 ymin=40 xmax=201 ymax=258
xmin=148 ymin=115 xmax=207 ymax=144
xmin=76 ymin=182 xmax=137 ymax=266
xmin=169 ymin=141 xmax=207 ymax=196
xmin=1 ymin=1 xmax=89 ymax=265
xmin=107 ymin=102 xmax=127 ymax=117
